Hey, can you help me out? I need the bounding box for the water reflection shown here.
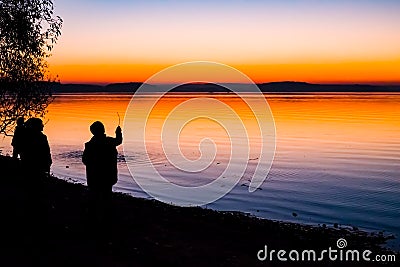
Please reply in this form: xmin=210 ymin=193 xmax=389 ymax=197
xmin=0 ymin=93 xmax=399 ymax=247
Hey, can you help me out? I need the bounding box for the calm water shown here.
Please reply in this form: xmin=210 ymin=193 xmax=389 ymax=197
xmin=1 ymin=93 xmax=399 ymax=248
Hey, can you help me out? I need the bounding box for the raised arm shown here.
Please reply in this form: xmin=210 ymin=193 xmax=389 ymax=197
xmin=115 ymin=126 xmax=123 ymax=146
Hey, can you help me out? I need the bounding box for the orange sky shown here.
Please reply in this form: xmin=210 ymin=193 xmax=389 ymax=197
xmin=49 ymin=1 xmax=400 ymax=84
xmin=49 ymin=60 xmax=400 ymax=85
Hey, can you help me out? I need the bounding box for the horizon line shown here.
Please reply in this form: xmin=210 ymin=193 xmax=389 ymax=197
xmin=56 ymin=81 xmax=400 ymax=87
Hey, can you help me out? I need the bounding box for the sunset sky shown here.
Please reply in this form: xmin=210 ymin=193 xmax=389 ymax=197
xmin=49 ymin=0 xmax=400 ymax=84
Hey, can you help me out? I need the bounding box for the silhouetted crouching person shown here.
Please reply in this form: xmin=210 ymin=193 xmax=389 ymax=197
xmin=82 ymin=121 xmax=122 ymax=238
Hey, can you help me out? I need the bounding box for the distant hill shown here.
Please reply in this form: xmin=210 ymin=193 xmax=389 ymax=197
xmin=258 ymin=82 xmax=400 ymax=92
xmin=51 ymin=81 xmax=400 ymax=93
xmin=51 ymin=82 xmax=143 ymax=93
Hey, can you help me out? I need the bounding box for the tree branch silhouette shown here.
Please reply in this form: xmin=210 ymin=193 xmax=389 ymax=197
xmin=0 ymin=0 xmax=62 ymax=135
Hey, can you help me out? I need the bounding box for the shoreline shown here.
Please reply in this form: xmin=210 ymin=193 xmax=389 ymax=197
xmin=0 ymin=155 xmax=398 ymax=266
xmin=49 ymin=167 xmax=400 ymax=243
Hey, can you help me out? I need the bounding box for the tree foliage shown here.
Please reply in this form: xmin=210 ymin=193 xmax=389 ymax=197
xmin=0 ymin=0 xmax=62 ymax=135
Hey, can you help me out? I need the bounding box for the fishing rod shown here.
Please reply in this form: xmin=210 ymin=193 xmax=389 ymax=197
xmin=117 ymin=112 xmax=121 ymax=127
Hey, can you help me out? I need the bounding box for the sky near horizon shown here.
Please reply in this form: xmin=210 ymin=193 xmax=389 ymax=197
xmin=49 ymin=0 xmax=400 ymax=84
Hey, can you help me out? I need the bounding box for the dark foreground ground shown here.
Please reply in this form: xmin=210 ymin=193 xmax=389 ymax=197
xmin=0 ymin=155 xmax=397 ymax=267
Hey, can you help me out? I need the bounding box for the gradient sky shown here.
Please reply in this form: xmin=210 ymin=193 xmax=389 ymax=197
xmin=49 ymin=0 xmax=400 ymax=84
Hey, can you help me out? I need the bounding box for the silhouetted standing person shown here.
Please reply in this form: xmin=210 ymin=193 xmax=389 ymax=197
xmin=11 ymin=117 xmax=25 ymax=159
xmin=82 ymin=121 xmax=122 ymax=236
xmin=21 ymin=118 xmax=52 ymax=177
xmin=20 ymin=118 xmax=52 ymax=227
xmin=19 ymin=118 xmax=52 ymax=252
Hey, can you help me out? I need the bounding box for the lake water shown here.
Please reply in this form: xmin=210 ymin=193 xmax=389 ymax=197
xmin=1 ymin=93 xmax=399 ymax=249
